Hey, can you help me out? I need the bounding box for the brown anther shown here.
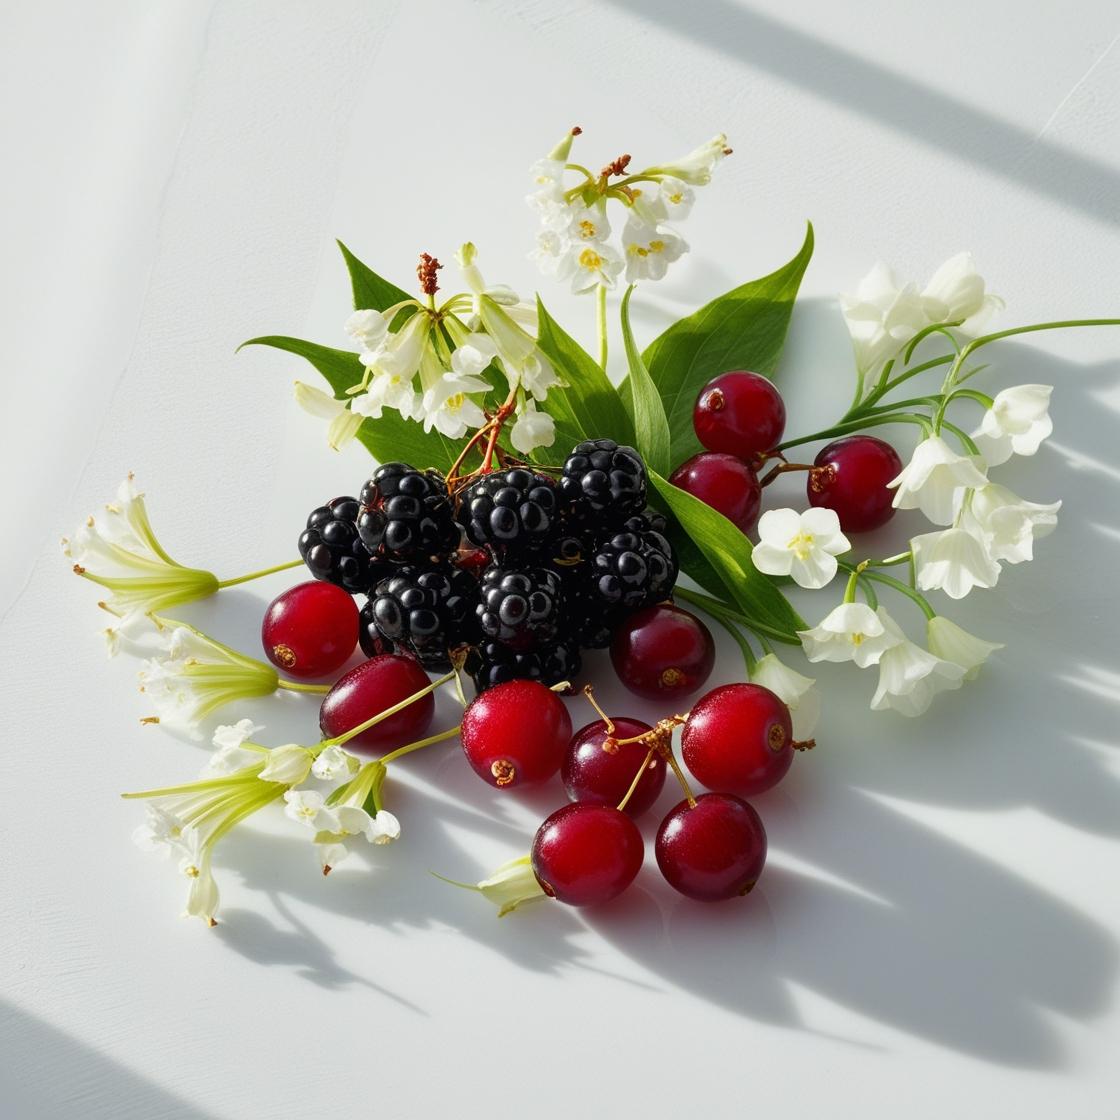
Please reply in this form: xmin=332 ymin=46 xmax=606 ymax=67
xmin=599 ymin=153 xmax=631 ymax=178
xmin=72 ymin=563 xmax=86 ymax=575
xmin=322 ymin=864 xmax=332 ymax=877
xmin=571 ymin=125 xmax=583 ymax=136
xmin=768 ymin=724 xmax=787 ymax=752
xmin=491 ymin=759 xmax=516 ymax=786
xmin=271 ymin=643 xmax=297 ymax=670
xmin=723 ymin=147 xmax=733 ymax=156
xmin=208 ymin=918 xmax=218 ymax=928
xmin=140 ymin=716 xmax=160 ymax=726
xmin=792 ymin=739 xmax=816 ymax=752
xmin=417 ymin=252 xmax=442 ymax=296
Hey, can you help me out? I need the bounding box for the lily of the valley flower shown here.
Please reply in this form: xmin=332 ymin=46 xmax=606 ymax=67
xmin=649 ymin=133 xmax=731 ymax=185
xmin=972 ymin=384 xmax=1053 ymax=467
xmin=926 ymin=616 xmax=1003 ymax=680
xmin=749 ymin=654 xmax=820 ymax=739
xmin=207 ymin=719 xmax=265 ymax=775
xmin=558 ymin=241 xmax=624 ymax=293
xmin=179 ymin=835 xmax=220 ymax=926
xmin=888 ymin=436 xmax=988 ymax=525
xmin=870 ymin=609 xmax=966 ymax=717
xmin=62 ymin=476 xmax=219 ymax=621
xmin=752 ymin=507 xmax=851 ymax=589
xmin=509 ymin=401 xmax=556 ymax=454
xmin=840 ymin=262 xmax=928 ymax=376
xmin=477 ymin=855 xmax=548 ymax=917
xmin=311 ymin=745 xmax=359 ymax=782
xmin=621 ymin=218 xmax=687 ymax=283
xmin=344 ymin=308 xmax=390 ymax=352
xmin=798 ymin=602 xmax=901 ymax=668
xmin=963 ymin=483 xmax=1060 ymax=564
xmin=420 ymin=371 xmax=490 ymax=439
xmin=919 ymin=252 xmax=1003 ymax=331
xmin=258 ymin=744 xmax=315 ymax=785
xmin=911 ymin=525 xmax=1001 ymax=599
xmin=294 ymin=382 xmax=364 ymax=450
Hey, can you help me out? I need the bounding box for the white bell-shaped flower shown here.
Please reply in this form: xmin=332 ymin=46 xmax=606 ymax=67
xmin=888 ymin=436 xmax=988 ymax=525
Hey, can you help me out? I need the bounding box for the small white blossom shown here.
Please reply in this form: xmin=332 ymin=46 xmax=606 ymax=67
xmin=509 ymin=402 xmax=556 ymax=454
xmin=557 ymin=241 xmax=624 ymax=293
xmin=656 ymin=176 xmax=695 ymax=221
xmin=529 ymin=228 xmax=567 ymax=276
xmin=962 ymin=483 xmax=1060 ymax=564
xmin=357 ymin=308 xmax=429 ymax=377
xmin=568 ymin=205 xmax=611 ymax=244
xmin=798 ymin=602 xmax=901 ymax=668
xmin=449 ymin=332 xmax=498 ymax=378
xmin=920 ymin=252 xmax=1002 ymax=332
xmin=972 ymin=385 xmax=1053 ymax=467
xmin=283 ymin=789 xmax=339 ymax=831
xmin=179 ymin=836 xmax=220 ymax=926
xmin=294 ymin=382 xmax=363 ymax=450
xmin=911 ymin=525 xmax=1001 ymax=599
xmin=870 ymin=609 xmax=966 ymax=717
xmin=258 ymin=745 xmax=314 ymax=785
xmin=351 ymin=370 xmax=421 ymax=422
xmin=621 ymin=218 xmax=687 ymax=283
xmin=207 ymin=720 xmax=264 ymax=775
xmin=653 ymin=133 xmax=730 ymax=185
xmin=311 ymin=745 xmax=357 ymax=781
xmin=750 ymin=654 xmax=820 ymax=739
xmin=476 ymin=855 xmax=547 ymax=916
xmin=421 ymin=371 xmax=490 ymax=439
xmin=841 ymin=262 xmax=929 ymax=376
xmin=752 ymin=507 xmax=851 ymax=589
xmin=926 ymin=616 xmax=1003 ymax=681
xmin=132 ymin=805 xmax=188 ymax=857
xmin=344 ymin=308 xmax=390 ymax=351
xmin=888 ymin=436 xmax=988 ymax=525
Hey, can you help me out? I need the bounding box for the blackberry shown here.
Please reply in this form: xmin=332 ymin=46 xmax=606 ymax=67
xmin=299 ymin=496 xmax=388 ymax=594
xmin=467 ymin=639 xmax=581 ymax=693
xmin=366 ymin=566 xmax=479 ymax=671
xmin=358 ymin=600 xmax=396 ymax=659
xmin=589 ymin=528 xmax=677 ymax=612
xmin=476 ymin=564 xmax=564 ymax=651
xmin=357 ymin=462 xmax=459 ymax=562
xmin=560 ymin=438 xmax=647 ymax=521
xmin=457 ymin=468 xmax=561 ymax=554
xmin=621 ymin=507 xmax=669 ymax=537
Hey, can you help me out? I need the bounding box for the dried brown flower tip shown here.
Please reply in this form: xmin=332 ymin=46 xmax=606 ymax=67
xmin=417 ymin=252 xmax=442 ymax=296
xmin=600 ymin=153 xmax=631 ymax=178
xmin=571 ymin=125 xmax=583 ymax=136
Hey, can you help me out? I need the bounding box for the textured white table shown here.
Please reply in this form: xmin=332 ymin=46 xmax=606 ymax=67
xmin=3 ymin=2 xmax=1119 ymax=1117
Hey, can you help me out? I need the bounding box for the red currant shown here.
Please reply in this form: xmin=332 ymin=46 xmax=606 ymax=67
xmin=460 ymin=679 xmax=572 ymax=788
xmin=531 ymin=803 xmax=644 ymax=906
xmin=656 ymin=793 xmax=767 ymax=901
xmin=562 ymin=718 xmax=666 ymax=817
xmin=319 ymin=654 xmax=433 ymax=752
xmin=807 ymin=435 xmax=903 ymax=533
xmin=669 ymin=452 xmax=761 ymax=534
xmin=693 ymin=371 xmax=786 ymax=457
xmin=682 ymin=683 xmax=793 ymax=796
xmin=610 ymin=603 xmax=715 ymax=701
xmin=261 ymin=581 xmax=358 ymax=678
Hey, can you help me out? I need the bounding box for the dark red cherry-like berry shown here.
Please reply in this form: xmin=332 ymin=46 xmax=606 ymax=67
xmin=610 ymin=603 xmax=715 ymax=701
xmin=261 ymin=581 xmax=358 ymax=678
xmin=562 ymin=718 xmax=666 ymax=817
xmin=669 ymin=452 xmax=761 ymax=534
xmin=693 ymin=371 xmax=786 ymax=457
xmin=460 ymin=679 xmax=572 ymax=788
xmin=531 ymin=803 xmax=644 ymax=906
xmin=682 ymin=683 xmax=793 ymax=796
xmin=319 ymin=654 xmax=433 ymax=752
xmin=656 ymin=793 xmax=767 ymax=901
xmin=808 ymin=435 xmax=903 ymax=533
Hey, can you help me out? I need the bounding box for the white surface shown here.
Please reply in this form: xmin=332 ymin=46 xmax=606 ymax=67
xmin=3 ymin=1 xmax=1120 ymax=1117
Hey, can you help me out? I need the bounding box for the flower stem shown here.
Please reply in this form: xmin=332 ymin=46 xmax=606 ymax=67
xmin=379 ymin=726 xmax=460 ymax=766
xmin=327 ymin=669 xmax=457 ymax=747
xmin=217 ymin=559 xmax=303 ymax=589
xmin=774 ymin=412 xmax=932 ymax=453
xmin=673 ymin=586 xmax=801 ymax=646
xmin=276 ymin=678 xmax=331 ymax=694
xmin=596 ymin=283 xmax=608 ymax=370
xmin=861 ymin=569 xmax=935 ymax=619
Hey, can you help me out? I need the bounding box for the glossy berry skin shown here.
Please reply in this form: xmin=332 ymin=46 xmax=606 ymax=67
xmin=457 ymin=469 xmax=560 ymax=554
xmin=610 ymin=603 xmax=715 ymax=701
xmin=656 ymin=793 xmax=767 ymax=901
xmin=319 ymin=654 xmax=434 ymax=752
xmin=669 ymin=452 xmax=761 ymax=534
xmin=298 ymin=496 xmax=387 ymax=593
xmin=357 ymin=463 xmax=459 ymax=563
xmin=562 ymin=718 xmax=666 ymax=818
xmin=693 ymin=371 xmax=786 ymax=457
xmin=261 ymin=581 xmax=358 ymax=678
xmin=808 ymin=435 xmax=903 ymax=533
xmin=466 ymin=639 xmax=581 ymax=693
xmin=476 ymin=565 xmax=563 ymax=651
xmin=682 ymin=683 xmax=793 ymax=796
xmin=460 ymin=679 xmax=572 ymax=788
xmin=560 ymin=438 xmax=647 ymax=522
xmin=532 ymin=804 xmax=644 ymax=907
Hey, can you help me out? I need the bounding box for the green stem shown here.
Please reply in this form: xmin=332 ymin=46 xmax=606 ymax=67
xmin=861 ymin=570 xmax=936 ymax=619
xmin=775 ymin=412 xmax=932 ymax=453
xmin=596 ymin=283 xmax=608 ymax=370
xmin=673 ymin=586 xmax=800 ymax=645
xmin=379 ymin=726 xmax=460 ymax=766
xmin=710 ymin=613 xmax=757 ymax=673
xmin=844 ymin=353 xmax=955 ymax=418
xmin=276 ymin=678 xmax=331 ymax=694
xmin=327 ymin=670 xmax=456 ymax=748
xmin=217 ymin=559 xmax=303 ymax=589
xmin=962 ymin=318 xmax=1120 ymax=359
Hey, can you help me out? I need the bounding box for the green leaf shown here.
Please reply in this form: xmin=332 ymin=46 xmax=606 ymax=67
xmin=336 ymin=240 xmax=412 ymax=312
xmin=641 ymin=223 xmax=814 ymax=465
xmin=620 ymin=285 xmax=671 ymax=477
xmin=535 ymin=297 xmax=635 ymax=450
xmin=238 ymin=335 xmax=472 ymax=472
xmin=649 ymin=470 xmax=805 ymax=640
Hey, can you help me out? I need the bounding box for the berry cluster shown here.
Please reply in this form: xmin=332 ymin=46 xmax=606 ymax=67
xmin=295 ymin=445 xmax=679 ymax=691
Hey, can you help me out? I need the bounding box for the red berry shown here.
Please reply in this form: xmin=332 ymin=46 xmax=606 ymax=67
xmin=808 ymin=435 xmax=903 ymax=533
xmin=562 ymin=718 xmax=666 ymax=817
xmin=319 ymin=654 xmax=433 ymax=752
xmin=610 ymin=603 xmax=715 ymax=701
xmin=682 ymin=683 xmax=793 ymax=796
xmin=693 ymin=371 xmax=786 ymax=457
xmin=656 ymin=793 xmax=767 ymax=901
xmin=669 ymin=452 xmax=761 ymax=534
xmin=261 ymin=581 xmax=358 ymax=678
xmin=460 ymin=679 xmax=572 ymax=788
xmin=531 ymin=803 xmax=644 ymax=906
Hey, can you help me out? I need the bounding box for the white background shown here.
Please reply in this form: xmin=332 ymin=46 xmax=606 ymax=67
xmin=2 ymin=2 xmax=1119 ymax=1117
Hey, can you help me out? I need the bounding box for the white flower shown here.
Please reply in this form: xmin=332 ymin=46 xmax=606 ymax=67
xmin=751 ymin=507 xmax=850 ymax=590
xmin=870 ymin=609 xmax=966 ymax=717
xmin=656 ymin=176 xmax=695 ymax=221
xmin=344 ymin=308 xmax=390 ymax=351
xmin=911 ymin=525 xmax=1001 ymax=599
xmin=750 ymin=654 xmax=820 ymax=739
xmin=420 ymin=371 xmax=490 ymax=439
xmin=798 ymin=602 xmax=901 ymax=668
xmin=841 ymin=262 xmax=929 ymax=376
xmin=529 ymin=228 xmax=568 ymax=276
xmin=972 ymin=384 xmax=1053 ymax=467
xmin=259 ymin=745 xmax=314 ymax=785
xmin=311 ymin=745 xmax=357 ymax=781
xmin=368 ymin=809 xmax=401 ymax=845
xmin=284 ymin=789 xmax=339 ymax=830
xmin=962 ymin=483 xmax=1060 ymax=564
xmin=557 ymin=241 xmax=623 ymax=293
xmin=920 ymin=252 xmax=1002 ymax=331
xmin=515 ymin=350 xmax=560 ymax=401
xmin=509 ymin=402 xmax=556 ymax=454
xmin=888 ymin=436 xmax=988 ymax=525
xmin=62 ymin=476 xmax=219 ymax=622
xmin=101 ymin=608 xmax=163 ymax=658
xmin=207 ymin=719 xmax=264 ymax=775
xmin=652 ymin=133 xmax=730 ymax=185
xmin=568 ymin=205 xmax=611 ymax=244
xmin=132 ymin=805 xmax=188 ymax=856
xmin=476 ymin=854 xmax=547 ymax=917
xmin=357 ymin=307 xmax=429 ymax=377
xmin=621 ymin=218 xmax=688 ymax=283
xmin=352 ymin=369 xmax=421 ymax=422
xmin=294 ymin=382 xmax=363 ymax=450
xmin=926 ymin=616 xmax=1003 ymax=681
xmin=179 ymin=838 xmax=220 ymax=926
xmin=449 ymin=332 xmax=498 ymax=378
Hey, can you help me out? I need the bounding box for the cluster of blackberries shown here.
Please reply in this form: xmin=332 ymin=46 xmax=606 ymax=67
xmin=297 ymin=439 xmax=678 ymax=691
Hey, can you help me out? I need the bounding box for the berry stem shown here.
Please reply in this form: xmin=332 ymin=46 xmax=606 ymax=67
xmin=378 ymin=725 xmax=461 ymax=765
xmin=616 ymin=744 xmax=658 ymax=813
xmin=327 ymin=669 xmax=457 ymax=747
xmin=758 ymin=461 xmax=815 ymax=488
xmin=673 ymin=586 xmax=800 ymax=647
xmin=216 ymin=558 xmax=303 ymax=589
xmin=276 ymin=679 xmax=331 ymax=694
xmin=662 ymin=745 xmax=698 ymax=809
xmin=581 ymin=684 xmax=615 ymax=733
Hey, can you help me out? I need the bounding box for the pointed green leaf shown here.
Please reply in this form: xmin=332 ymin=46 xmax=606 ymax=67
xmin=620 ymin=285 xmax=671 ymax=477
xmin=649 ymin=470 xmax=804 ymax=640
xmin=336 ymin=241 xmax=412 ymax=311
